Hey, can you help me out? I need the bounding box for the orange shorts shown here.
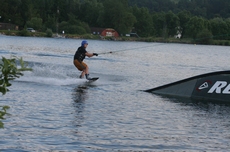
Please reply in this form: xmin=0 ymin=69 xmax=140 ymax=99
xmin=73 ymin=60 xmax=87 ymax=71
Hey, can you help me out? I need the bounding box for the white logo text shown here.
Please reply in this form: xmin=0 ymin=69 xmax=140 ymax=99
xmin=208 ymin=81 xmax=230 ymax=94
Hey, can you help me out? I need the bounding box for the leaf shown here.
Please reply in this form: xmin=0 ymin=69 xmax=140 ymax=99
xmin=0 ymin=87 xmax=7 ymax=95
xmin=0 ymin=79 xmax=3 ymax=85
xmin=3 ymin=106 xmax=10 ymax=111
xmin=0 ymin=121 xmax=4 ymax=128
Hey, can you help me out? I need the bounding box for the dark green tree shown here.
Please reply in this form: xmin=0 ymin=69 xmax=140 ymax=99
xmin=196 ymin=29 xmax=213 ymax=44
xmin=132 ymin=6 xmax=153 ymax=37
xmin=152 ymin=12 xmax=166 ymax=37
xmin=78 ymin=0 xmax=104 ymax=27
xmin=152 ymin=11 xmax=179 ymax=38
xmin=58 ymin=13 xmax=90 ymax=34
xmin=165 ymin=11 xmax=179 ymax=37
xmin=210 ymin=17 xmax=228 ymax=40
xmin=128 ymin=0 xmax=176 ymax=12
xmin=177 ymin=10 xmax=191 ymax=38
xmin=44 ymin=15 xmax=56 ymax=32
xmin=226 ymin=18 xmax=230 ymax=40
xmin=20 ymin=0 xmax=32 ymax=27
xmin=0 ymin=0 xmax=23 ymax=26
xmin=102 ymin=0 xmax=136 ymax=34
xmin=1 ymin=0 xmax=230 ymax=39
xmin=185 ymin=16 xmax=206 ymax=39
xmin=26 ymin=17 xmax=43 ymax=31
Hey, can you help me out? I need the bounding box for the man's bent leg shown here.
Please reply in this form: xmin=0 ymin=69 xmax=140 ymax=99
xmin=74 ymin=60 xmax=88 ymax=79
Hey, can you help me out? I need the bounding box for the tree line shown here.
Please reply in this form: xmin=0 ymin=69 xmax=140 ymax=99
xmin=129 ymin=0 xmax=230 ymax=19
xmin=0 ymin=0 xmax=230 ymax=41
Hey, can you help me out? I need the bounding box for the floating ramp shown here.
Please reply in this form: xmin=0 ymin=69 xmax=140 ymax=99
xmin=145 ymin=71 xmax=230 ymax=102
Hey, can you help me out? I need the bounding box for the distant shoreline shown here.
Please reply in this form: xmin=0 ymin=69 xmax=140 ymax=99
xmin=1 ymin=30 xmax=230 ymax=46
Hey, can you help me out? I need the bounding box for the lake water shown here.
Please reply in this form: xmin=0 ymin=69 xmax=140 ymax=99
xmin=0 ymin=35 xmax=230 ymax=151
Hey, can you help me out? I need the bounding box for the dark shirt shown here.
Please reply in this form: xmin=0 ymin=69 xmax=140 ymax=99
xmin=74 ymin=46 xmax=87 ymax=62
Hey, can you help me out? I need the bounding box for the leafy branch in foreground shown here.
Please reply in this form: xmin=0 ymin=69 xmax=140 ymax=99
xmin=0 ymin=56 xmax=32 ymax=128
xmin=0 ymin=106 xmax=10 ymax=128
xmin=0 ymin=56 xmax=32 ymax=95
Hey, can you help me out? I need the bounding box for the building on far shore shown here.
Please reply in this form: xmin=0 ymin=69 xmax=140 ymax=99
xmin=0 ymin=22 xmax=18 ymax=30
xmin=91 ymin=27 xmax=119 ymax=37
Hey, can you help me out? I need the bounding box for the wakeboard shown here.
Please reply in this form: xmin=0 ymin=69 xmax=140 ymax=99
xmin=87 ymin=77 xmax=99 ymax=82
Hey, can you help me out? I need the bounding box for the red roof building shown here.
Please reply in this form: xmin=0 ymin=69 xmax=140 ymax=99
xmin=91 ymin=27 xmax=119 ymax=37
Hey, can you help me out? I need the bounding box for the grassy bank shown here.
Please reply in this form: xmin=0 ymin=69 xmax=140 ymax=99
xmin=1 ymin=30 xmax=230 ymax=46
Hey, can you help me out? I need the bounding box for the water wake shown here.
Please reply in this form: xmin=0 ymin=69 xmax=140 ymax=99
xmin=17 ymin=63 xmax=86 ymax=86
xmin=18 ymin=76 xmax=86 ymax=86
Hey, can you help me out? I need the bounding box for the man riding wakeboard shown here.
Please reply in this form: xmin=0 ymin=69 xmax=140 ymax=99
xmin=73 ymin=40 xmax=98 ymax=80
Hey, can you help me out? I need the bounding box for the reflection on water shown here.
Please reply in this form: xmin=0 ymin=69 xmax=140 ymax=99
xmin=71 ymin=86 xmax=89 ymax=129
xmin=72 ymin=86 xmax=89 ymax=103
xmin=159 ymin=94 xmax=230 ymax=114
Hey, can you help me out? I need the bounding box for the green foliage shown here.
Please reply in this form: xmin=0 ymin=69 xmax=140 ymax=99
xmin=69 ymin=26 xmax=86 ymax=35
xmin=1 ymin=0 xmax=230 ymax=40
xmin=132 ymin=6 xmax=152 ymax=37
xmin=59 ymin=20 xmax=89 ymax=35
xmin=165 ymin=11 xmax=180 ymax=37
xmin=210 ymin=18 xmax=229 ymax=40
xmin=0 ymin=57 xmax=32 ymax=128
xmin=44 ymin=16 xmax=56 ymax=32
xmin=196 ymin=29 xmax=213 ymax=44
xmin=0 ymin=106 xmax=10 ymax=128
xmin=224 ymin=41 xmax=230 ymax=46
xmin=152 ymin=12 xmax=166 ymax=37
xmin=129 ymin=0 xmax=230 ymax=19
xmin=177 ymin=10 xmax=191 ymax=38
xmin=79 ymin=0 xmax=104 ymax=27
xmin=152 ymin=11 xmax=179 ymax=38
xmin=55 ymin=13 xmax=90 ymax=34
xmin=46 ymin=28 xmax=53 ymax=37
xmin=102 ymin=0 xmax=136 ymax=34
xmin=129 ymin=0 xmax=176 ymax=12
xmin=185 ymin=16 xmax=206 ymax=39
xmin=17 ymin=29 xmax=30 ymax=36
xmin=0 ymin=56 xmax=32 ymax=95
xmin=4 ymin=30 xmax=12 ymax=36
xmin=26 ymin=17 xmax=43 ymax=31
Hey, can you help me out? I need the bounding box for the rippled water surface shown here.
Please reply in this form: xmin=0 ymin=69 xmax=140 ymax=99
xmin=1 ymin=35 xmax=230 ymax=151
